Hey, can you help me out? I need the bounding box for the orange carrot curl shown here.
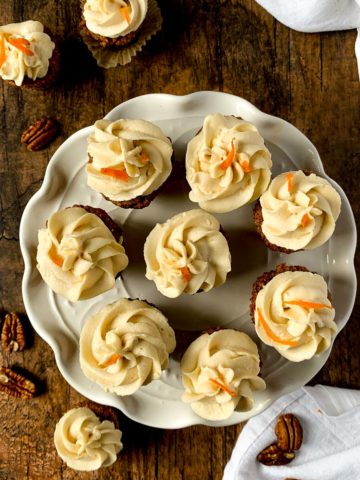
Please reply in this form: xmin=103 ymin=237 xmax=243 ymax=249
xmin=140 ymin=152 xmax=149 ymax=163
xmin=120 ymin=6 xmax=131 ymax=24
xmin=104 ymin=354 xmax=122 ymax=366
xmin=100 ymin=167 xmax=129 ymax=182
xmin=240 ymin=159 xmax=251 ymax=173
xmin=286 ymin=173 xmax=294 ymax=193
xmin=301 ymin=213 xmax=311 ymax=227
xmin=209 ymin=378 xmax=237 ymax=397
xmin=0 ymin=33 xmax=6 ymax=67
xmin=285 ymin=300 xmax=333 ymax=310
xmin=220 ymin=140 xmax=235 ymax=170
xmin=48 ymin=245 xmax=64 ymax=267
xmin=180 ymin=266 xmax=192 ymax=282
xmin=257 ymin=308 xmax=298 ymax=346
xmin=8 ymin=36 xmax=33 ymax=56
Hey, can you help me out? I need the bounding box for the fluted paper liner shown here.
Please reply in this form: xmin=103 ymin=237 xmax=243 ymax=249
xmin=80 ymin=0 xmax=162 ymax=68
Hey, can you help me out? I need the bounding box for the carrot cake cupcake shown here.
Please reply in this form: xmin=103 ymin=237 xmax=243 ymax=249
xmin=250 ymin=264 xmax=337 ymax=362
xmin=86 ymin=119 xmax=174 ymax=209
xmin=79 ymin=298 xmax=176 ymax=395
xmin=36 ymin=205 xmax=128 ymax=302
xmin=254 ymin=170 xmax=341 ymax=253
xmin=186 ymin=113 xmax=272 ymax=213
xmin=0 ymin=20 xmax=60 ymax=88
xmin=181 ymin=330 xmax=265 ymax=420
xmin=144 ymin=209 xmax=231 ymax=298
xmin=54 ymin=401 xmax=122 ymax=471
xmin=81 ymin=0 xmax=148 ymax=48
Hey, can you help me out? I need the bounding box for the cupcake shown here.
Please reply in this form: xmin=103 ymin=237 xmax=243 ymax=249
xmin=54 ymin=401 xmax=123 ymax=471
xmin=181 ymin=330 xmax=266 ymax=421
xmin=36 ymin=205 xmax=129 ymax=302
xmin=0 ymin=20 xmax=60 ymax=89
xmin=186 ymin=113 xmax=272 ymax=213
xmin=79 ymin=298 xmax=176 ymax=395
xmin=86 ymin=119 xmax=174 ymax=209
xmin=250 ymin=264 xmax=337 ymax=362
xmin=144 ymin=209 xmax=232 ymax=298
xmin=81 ymin=0 xmax=148 ymax=48
xmin=254 ymin=170 xmax=341 ymax=253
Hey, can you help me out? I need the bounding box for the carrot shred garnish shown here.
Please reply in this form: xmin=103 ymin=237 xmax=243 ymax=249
xmin=240 ymin=160 xmax=251 ymax=173
xmin=100 ymin=167 xmax=129 ymax=182
xmin=48 ymin=245 xmax=63 ymax=267
xmin=104 ymin=354 xmax=122 ymax=366
xmin=180 ymin=266 xmax=192 ymax=282
xmin=285 ymin=300 xmax=333 ymax=310
xmin=120 ymin=6 xmax=131 ymax=24
xmin=8 ymin=37 xmax=33 ymax=56
xmin=286 ymin=173 xmax=294 ymax=193
xmin=220 ymin=140 xmax=235 ymax=170
xmin=301 ymin=213 xmax=311 ymax=227
xmin=0 ymin=33 xmax=6 ymax=67
xmin=209 ymin=378 xmax=237 ymax=397
xmin=140 ymin=152 xmax=149 ymax=164
xmin=257 ymin=308 xmax=298 ymax=347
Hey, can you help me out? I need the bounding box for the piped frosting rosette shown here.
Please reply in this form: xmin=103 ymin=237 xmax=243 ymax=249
xmin=86 ymin=119 xmax=173 ymax=202
xmin=144 ymin=209 xmax=231 ymax=298
xmin=37 ymin=206 xmax=128 ymax=301
xmin=79 ymin=299 xmax=176 ymax=395
xmin=259 ymin=170 xmax=341 ymax=251
xmin=181 ymin=330 xmax=266 ymax=421
xmin=0 ymin=21 xmax=55 ymax=86
xmin=54 ymin=407 xmax=122 ymax=471
xmin=186 ymin=113 xmax=272 ymax=213
xmin=254 ymin=270 xmax=337 ymax=362
xmin=83 ymin=0 xmax=148 ymax=38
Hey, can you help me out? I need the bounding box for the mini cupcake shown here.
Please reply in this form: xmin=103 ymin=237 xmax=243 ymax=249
xmin=79 ymin=298 xmax=176 ymax=395
xmin=254 ymin=170 xmax=341 ymax=253
xmin=0 ymin=20 xmax=60 ymax=89
xmin=81 ymin=0 xmax=148 ymax=48
xmin=37 ymin=205 xmax=129 ymax=302
xmin=54 ymin=401 xmax=123 ymax=471
xmin=186 ymin=113 xmax=272 ymax=213
xmin=144 ymin=209 xmax=232 ymax=298
xmin=250 ymin=264 xmax=337 ymax=362
xmin=181 ymin=330 xmax=266 ymax=421
xmin=86 ymin=119 xmax=174 ymax=209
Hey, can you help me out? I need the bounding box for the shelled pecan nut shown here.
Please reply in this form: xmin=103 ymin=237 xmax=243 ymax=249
xmin=0 ymin=366 xmax=37 ymax=399
xmin=257 ymin=443 xmax=295 ymax=466
xmin=1 ymin=312 xmax=26 ymax=353
xmin=21 ymin=117 xmax=58 ymax=151
xmin=275 ymin=414 xmax=303 ymax=451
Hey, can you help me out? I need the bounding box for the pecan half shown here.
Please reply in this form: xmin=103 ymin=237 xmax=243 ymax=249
xmin=1 ymin=312 xmax=26 ymax=353
xmin=275 ymin=413 xmax=303 ymax=451
xmin=0 ymin=366 xmax=37 ymax=399
xmin=257 ymin=443 xmax=295 ymax=466
xmin=21 ymin=117 xmax=58 ymax=151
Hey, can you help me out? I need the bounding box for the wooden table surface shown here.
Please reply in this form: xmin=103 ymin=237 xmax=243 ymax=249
xmin=0 ymin=1 xmax=359 ymax=479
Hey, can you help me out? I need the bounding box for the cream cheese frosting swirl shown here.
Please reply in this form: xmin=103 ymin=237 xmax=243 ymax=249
xmin=260 ymin=171 xmax=341 ymax=250
xmin=181 ymin=330 xmax=265 ymax=421
xmin=144 ymin=209 xmax=231 ymax=298
xmin=186 ymin=113 xmax=272 ymax=213
xmin=86 ymin=119 xmax=173 ymax=202
xmin=80 ymin=299 xmax=176 ymax=395
xmin=54 ymin=407 xmax=122 ymax=471
xmin=0 ymin=21 xmax=55 ymax=86
xmin=83 ymin=0 xmax=148 ymax=38
xmin=255 ymin=271 xmax=336 ymax=362
xmin=37 ymin=207 xmax=128 ymax=302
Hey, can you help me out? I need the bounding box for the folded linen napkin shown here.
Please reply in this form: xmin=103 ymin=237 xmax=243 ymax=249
xmin=223 ymin=385 xmax=360 ymax=480
xmin=255 ymin=0 xmax=360 ymax=77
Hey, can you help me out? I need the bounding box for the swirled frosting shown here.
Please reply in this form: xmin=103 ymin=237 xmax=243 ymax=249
xmin=0 ymin=21 xmax=55 ymax=86
xmin=54 ymin=407 xmax=122 ymax=471
xmin=260 ymin=171 xmax=341 ymax=250
xmin=186 ymin=113 xmax=272 ymax=213
xmin=254 ymin=270 xmax=337 ymax=362
xmin=144 ymin=209 xmax=231 ymax=298
xmin=86 ymin=119 xmax=173 ymax=202
xmin=80 ymin=299 xmax=176 ymax=395
xmin=83 ymin=0 xmax=148 ymax=38
xmin=37 ymin=207 xmax=128 ymax=302
xmin=181 ymin=330 xmax=265 ymax=420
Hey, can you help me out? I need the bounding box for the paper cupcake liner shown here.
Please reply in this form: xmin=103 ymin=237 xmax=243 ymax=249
xmin=80 ymin=0 xmax=162 ymax=68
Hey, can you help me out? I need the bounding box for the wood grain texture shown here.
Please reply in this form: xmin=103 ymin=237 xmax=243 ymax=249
xmin=0 ymin=0 xmax=359 ymax=478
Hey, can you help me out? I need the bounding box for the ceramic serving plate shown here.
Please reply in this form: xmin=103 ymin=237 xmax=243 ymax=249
xmin=20 ymin=92 xmax=357 ymax=428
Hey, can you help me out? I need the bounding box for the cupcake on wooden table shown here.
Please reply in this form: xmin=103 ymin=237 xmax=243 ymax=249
xmin=186 ymin=113 xmax=272 ymax=213
xmin=0 ymin=20 xmax=60 ymax=89
xmin=250 ymin=264 xmax=337 ymax=362
xmin=86 ymin=119 xmax=174 ymax=208
xmin=254 ymin=170 xmax=341 ymax=253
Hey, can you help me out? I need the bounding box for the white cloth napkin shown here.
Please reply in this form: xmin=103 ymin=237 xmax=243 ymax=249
xmin=223 ymin=385 xmax=360 ymax=480
xmin=255 ymin=0 xmax=360 ymax=77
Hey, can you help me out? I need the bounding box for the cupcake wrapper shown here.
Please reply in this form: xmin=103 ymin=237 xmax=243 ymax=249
xmin=80 ymin=0 xmax=162 ymax=68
